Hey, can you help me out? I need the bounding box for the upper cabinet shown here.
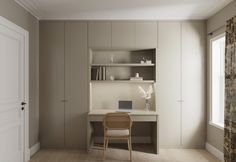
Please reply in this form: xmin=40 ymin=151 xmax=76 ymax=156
xmin=88 ymin=21 xmax=157 ymax=48
xmin=111 ymin=22 xmax=136 ymax=48
xmin=88 ymin=22 xmax=111 ymax=48
xmin=135 ymin=22 xmax=157 ymax=48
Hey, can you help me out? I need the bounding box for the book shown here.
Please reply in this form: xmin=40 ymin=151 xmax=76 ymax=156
xmin=99 ymin=66 xmax=102 ymax=80
xmin=96 ymin=67 xmax=99 ymax=80
xmin=103 ymin=67 xmax=106 ymax=80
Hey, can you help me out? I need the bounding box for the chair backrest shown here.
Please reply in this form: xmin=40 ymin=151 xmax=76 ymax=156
xmin=103 ymin=112 xmax=132 ymax=130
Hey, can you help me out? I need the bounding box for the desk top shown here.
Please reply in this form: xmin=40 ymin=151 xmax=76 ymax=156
xmin=88 ymin=109 xmax=158 ymax=116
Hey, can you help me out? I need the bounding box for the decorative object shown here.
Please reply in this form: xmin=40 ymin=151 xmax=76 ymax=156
xmin=110 ymin=55 xmax=114 ymax=63
xmin=109 ymin=75 xmax=115 ymax=81
xmin=138 ymin=85 xmax=153 ymax=111
xmin=224 ymin=15 xmax=236 ymax=162
xmin=130 ymin=73 xmax=143 ymax=81
xmin=130 ymin=77 xmax=143 ymax=81
xmin=146 ymin=60 xmax=152 ymax=64
xmin=141 ymin=57 xmax=146 ymax=64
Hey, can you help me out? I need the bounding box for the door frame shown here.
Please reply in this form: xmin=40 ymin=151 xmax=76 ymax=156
xmin=0 ymin=16 xmax=30 ymax=162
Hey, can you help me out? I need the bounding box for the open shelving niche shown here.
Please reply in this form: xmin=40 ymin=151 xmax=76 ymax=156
xmin=89 ymin=48 xmax=157 ymax=112
xmin=88 ymin=48 xmax=157 ymax=149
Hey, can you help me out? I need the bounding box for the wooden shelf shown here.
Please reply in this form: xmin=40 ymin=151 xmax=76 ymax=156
xmin=91 ymin=63 xmax=155 ymax=67
xmin=90 ymin=80 xmax=155 ymax=83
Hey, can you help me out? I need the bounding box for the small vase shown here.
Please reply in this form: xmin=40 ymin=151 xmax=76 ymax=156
xmin=145 ymin=99 xmax=151 ymax=111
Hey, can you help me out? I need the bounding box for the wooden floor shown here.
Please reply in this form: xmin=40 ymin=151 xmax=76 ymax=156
xmin=30 ymin=148 xmax=220 ymax=162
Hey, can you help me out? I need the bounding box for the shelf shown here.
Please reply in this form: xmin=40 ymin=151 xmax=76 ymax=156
xmin=90 ymin=80 xmax=155 ymax=83
xmin=91 ymin=63 xmax=155 ymax=67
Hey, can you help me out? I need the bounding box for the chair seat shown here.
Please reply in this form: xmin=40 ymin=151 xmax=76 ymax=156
xmin=106 ymin=129 xmax=129 ymax=136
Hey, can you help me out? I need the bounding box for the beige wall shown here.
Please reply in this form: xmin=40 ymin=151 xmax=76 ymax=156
xmin=0 ymin=0 xmax=39 ymax=147
xmin=206 ymin=0 xmax=236 ymax=152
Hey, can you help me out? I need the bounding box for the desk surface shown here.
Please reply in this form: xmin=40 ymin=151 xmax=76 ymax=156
xmin=88 ymin=109 xmax=158 ymax=116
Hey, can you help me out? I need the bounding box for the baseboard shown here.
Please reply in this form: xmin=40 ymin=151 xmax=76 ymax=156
xmin=94 ymin=136 xmax=151 ymax=144
xmin=25 ymin=148 xmax=30 ymax=162
xmin=30 ymin=142 xmax=40 ymax=157
xmin=205 ymin=142 xmax=224 ymax=162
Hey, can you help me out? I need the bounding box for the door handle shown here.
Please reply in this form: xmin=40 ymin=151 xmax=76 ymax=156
xmin=21 ymin=102 xmax=26 ymax=106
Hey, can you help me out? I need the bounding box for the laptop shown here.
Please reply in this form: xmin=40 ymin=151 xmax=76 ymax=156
xmin=116 ymin=100 xmax=132 ymax=113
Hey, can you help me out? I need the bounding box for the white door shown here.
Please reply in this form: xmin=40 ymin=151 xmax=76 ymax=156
xmin=0 ymin=17 xmax=28 ymax=162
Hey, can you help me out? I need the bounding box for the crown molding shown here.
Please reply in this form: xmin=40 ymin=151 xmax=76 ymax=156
xmin=14 ymin=0 xmax=42 ymax=19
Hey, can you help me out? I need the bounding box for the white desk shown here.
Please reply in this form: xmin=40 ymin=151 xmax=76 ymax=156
xmin=87 ymin=109 xmax=159 ymax=154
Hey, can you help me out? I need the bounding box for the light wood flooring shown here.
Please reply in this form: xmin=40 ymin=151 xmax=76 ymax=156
xmin=30 ymin=148 xmax=220 ymax=162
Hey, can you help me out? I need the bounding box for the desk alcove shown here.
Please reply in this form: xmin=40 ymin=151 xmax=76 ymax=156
xmin=87 ymin=48 xmax=158 ymax=154
xmin=87 ymin=110 xmax=159 ymax=154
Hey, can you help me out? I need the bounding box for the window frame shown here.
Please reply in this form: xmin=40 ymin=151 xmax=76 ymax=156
xmin=209 ymin=32 xmax=225 ymax=130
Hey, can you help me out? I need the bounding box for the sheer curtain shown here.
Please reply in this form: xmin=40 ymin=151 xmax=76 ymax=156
xmin=224 ymin=15 xmax=236 ymax=162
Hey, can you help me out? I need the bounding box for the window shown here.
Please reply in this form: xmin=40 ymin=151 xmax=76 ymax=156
xmin=210 ymin=33 xmax=225 ymax=129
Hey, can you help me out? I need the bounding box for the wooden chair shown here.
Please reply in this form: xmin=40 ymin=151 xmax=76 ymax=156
xmin=103 ymin=112 xmax=133 ymax=162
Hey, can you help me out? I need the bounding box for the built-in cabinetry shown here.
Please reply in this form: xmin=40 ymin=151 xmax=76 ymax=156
xmin=39 ymin=22 xmax=65 ymax=148
xmin=65 ymin=22 xmax=88 ymax=148
xmin=39 ymin=20 xmax=206 ymax=150
xmin=40 ymin=22 xmax=88 ymax=148
xmin=157 ymin=22 xmax=182 ymax=147
xmin=90 ymin=49 xmax=156 ymax=82
xmin=157 ymin=21 xmax=206 ymax=148
xmin=88 ymin=21 xmax=157 ymax=48
xmin=88 ymin=22 xmax=111 ymax=48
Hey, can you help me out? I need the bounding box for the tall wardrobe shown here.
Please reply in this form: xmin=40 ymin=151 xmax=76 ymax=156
xmin=157 ymin=21 xmax=206 ymax=148
xmin=39 ymin=22 xmax=88 ymax=148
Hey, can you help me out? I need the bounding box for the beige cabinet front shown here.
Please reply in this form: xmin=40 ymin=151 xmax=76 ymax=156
xmin=157 ymin=21 xmax=206 ymax=148
xmin=135 ymin=22 xmax=157 ymax=48
xmin=112 ymin=22 xmax=136 ymax=48
xmin=181 ymin=21 xmax=206 ymax=147
xmin=65 ymin=22 xmax=88 ymax=148
xmin=88 ymin=22 xmax=111 ymax=48
xmin=39 ymin=22 xmax=65 ymax=148
xmin=40 ymin=22 xmax=88 ymax=149
xmin=157 ymin=22 xmax=182 ymax=147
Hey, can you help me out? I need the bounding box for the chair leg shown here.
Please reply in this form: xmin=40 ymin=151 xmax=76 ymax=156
xmin=105 ymin=138 xmax=109 ymax=150
xmin=128 ymin=138 xmax=132 ymax=162
xmin=128 ymin=139 xmax=130 ymax=150
xmin=103 ymin=137 xmax=107 ymax=161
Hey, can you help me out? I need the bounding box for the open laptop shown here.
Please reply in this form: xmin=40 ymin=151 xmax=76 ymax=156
xmin=116 ymin=100 xmax=132 ymax=113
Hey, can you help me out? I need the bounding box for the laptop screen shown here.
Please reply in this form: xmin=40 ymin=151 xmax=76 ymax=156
xmin=118 ymin=100 xmax=132 ymax=110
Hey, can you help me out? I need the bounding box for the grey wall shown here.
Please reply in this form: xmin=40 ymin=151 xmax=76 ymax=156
xmin=206 ymin=0 xmax=236 ymax=152
xmin=0 ymin=0 xmax=39 ymax=147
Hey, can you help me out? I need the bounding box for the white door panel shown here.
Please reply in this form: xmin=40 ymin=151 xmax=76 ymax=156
xmin=157 ymin=22 xmax=182 ymax=146
xmin=181 ymin=22 xmax=206 ymax=147
xmin=0 ymin=18 xmax=25 ymax=162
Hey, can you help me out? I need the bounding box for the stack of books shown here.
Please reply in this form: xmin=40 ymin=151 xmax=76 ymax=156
xmin=96 ymin=66 xmax=106 ymax=80
xmin=130 ymin=77 xmax=143 ymax=81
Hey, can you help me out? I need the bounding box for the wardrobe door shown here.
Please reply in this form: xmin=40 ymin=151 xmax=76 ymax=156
xmin=135 ymin=22 xmax=157 ymax=48
xmin=181 ymin=21 xmax=206 ymax=147
xmin=88 ymin=22 xmax=111 ymax=48
xmin=65 ymin=22 xmax=88 ymax=148
xmin=112 ymin=22 xmax=136 ymax=48
xmin=157 ymin=22 xmax=182 ymax=147
xmin=39 ymin=22 xmax=65 ymax=148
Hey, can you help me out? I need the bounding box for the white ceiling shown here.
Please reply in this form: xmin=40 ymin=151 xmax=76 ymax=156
xmin=15 ymin=0 xmax=232 ymax=20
